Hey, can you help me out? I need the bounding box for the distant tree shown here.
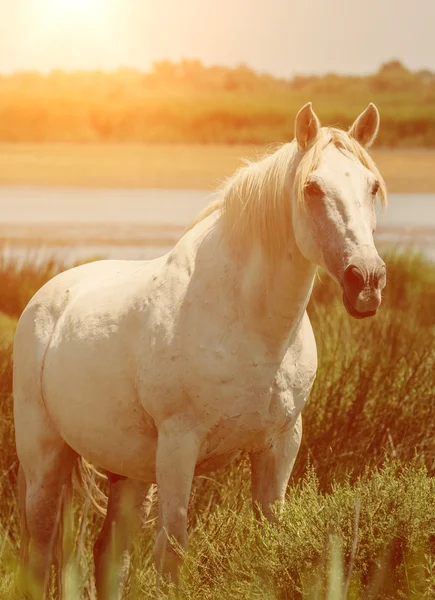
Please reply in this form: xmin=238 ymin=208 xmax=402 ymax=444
xmin=377 ymin=59 xmax=409 ymax=75
xmin=0 ymin=59 xmax=433 ymax=145
xmin=149 ymin=61 xmax=178 ymax=85
xmin=416 ymin=69 xmax=435 ymax=85
xmin=371 ymin=59 xmax=415 ymax=92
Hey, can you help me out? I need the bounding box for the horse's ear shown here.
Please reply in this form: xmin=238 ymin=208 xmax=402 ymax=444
xmin=295 ymin=102 xmax=321 ymax=151
xmin=349 ymin=103 xmax=380 ymax=148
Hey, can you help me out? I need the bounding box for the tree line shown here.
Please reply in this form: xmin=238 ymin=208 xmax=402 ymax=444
xmin=0 ymin=60 xmax=433 ymax=146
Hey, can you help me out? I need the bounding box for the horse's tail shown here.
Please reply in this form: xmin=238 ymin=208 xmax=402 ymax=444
xmin=72 ymin=457 xmax=109 ymax=517
xmin=72 ymin=458 xmax=158 ymax=522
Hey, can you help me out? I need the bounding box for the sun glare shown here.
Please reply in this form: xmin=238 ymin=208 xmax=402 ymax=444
xmin=44 ymin=0 xmax=109 ymax=27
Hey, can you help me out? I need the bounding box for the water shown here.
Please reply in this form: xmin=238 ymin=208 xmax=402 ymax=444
xmin=375 ymin=193 xmax=435 ymax=260
xmin=0 ymin=186 xmax=434 ymax=262
xmin=0 ymin=187 xmax=212 ymax=225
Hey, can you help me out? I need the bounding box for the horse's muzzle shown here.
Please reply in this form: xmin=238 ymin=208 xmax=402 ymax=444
xmin=341 ymin=258 xmax=386 ymax=319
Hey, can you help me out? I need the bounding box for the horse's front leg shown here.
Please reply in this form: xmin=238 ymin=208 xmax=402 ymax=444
xmin=249 ymin=416 xmax=302 ymax=521
xmin=154 ymin=417 xmax=203 ymax=582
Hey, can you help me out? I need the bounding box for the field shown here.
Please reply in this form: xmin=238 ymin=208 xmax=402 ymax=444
xmin=1 ymin=144 xmax=435 ymax=192
xmin=0 ymin=249 xmax=434 ymax=599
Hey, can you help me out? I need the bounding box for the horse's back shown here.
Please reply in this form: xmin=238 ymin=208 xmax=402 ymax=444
xmin=16 ymin=257 xmax=167 ymax=344
xmin=14 ymin=258 xmax=158 ymax=388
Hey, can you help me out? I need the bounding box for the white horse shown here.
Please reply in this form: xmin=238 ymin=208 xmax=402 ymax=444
xmin=13 ymin=102 xmax=387 ymax=598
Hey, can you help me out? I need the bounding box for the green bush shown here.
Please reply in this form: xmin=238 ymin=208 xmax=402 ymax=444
xmin=167 ymin=462 xmax=434 ymax=600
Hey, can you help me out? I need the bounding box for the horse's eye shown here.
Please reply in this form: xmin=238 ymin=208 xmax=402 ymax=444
xmin=304 ymin=180 xmax=323 ymax=199
xmin=371 ymin=181 xmax=380 ymax=196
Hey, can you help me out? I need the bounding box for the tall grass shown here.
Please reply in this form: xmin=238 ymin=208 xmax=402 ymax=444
xmin=0 ymin=249 xmax=434 ymax=598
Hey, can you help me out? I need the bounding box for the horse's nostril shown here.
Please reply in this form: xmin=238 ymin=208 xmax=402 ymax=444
xmin=344 ymin=265 xmax=365 ymax=290
xmin=375 ymin=265 xmax=387 ymax=289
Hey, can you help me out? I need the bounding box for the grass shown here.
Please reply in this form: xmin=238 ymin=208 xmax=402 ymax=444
xmin=0 ymin=249 xmax=434 ymax=598
xmin=0 ymin=144 xmax=435 ymax=192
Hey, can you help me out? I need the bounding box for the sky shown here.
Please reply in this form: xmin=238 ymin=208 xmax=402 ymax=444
xmin=0 ymin=0 xmax=434 ymax=77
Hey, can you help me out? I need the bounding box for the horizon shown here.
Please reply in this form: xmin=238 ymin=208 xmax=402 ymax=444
xmin=0 ymin=56 xmax=426 ymax=79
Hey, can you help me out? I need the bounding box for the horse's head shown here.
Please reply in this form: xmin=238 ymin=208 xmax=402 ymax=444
xmin=292 ymin=102 xmax=387 ymax=319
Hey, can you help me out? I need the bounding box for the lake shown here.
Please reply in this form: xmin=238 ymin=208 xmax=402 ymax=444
xmin=0 ymin=186 xmax=434 ymax=262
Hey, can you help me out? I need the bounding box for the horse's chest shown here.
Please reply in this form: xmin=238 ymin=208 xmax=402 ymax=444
xmin=203 ymin=397 xmax=290 ymax=456
xmin=217 ymin=374 xmax=310 ymax=448
xmin=142 ymin=312 xmax=317 ymax=455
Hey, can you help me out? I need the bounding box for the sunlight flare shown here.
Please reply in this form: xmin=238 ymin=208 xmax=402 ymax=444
xmin=43 ymin=0 xmax=110 ymax=27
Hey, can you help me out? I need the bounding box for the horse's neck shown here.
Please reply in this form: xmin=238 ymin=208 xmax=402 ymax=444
xmin=237 ymin=244 xmax=316 ymax=349
xmin=230 ymin=149 xmax=316 ymax=349
xmin=183 ymin=201 xmax=316 ymax=352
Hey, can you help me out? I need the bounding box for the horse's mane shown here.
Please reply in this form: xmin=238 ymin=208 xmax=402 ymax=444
xmin=187 ymin=127 xmax=387 ymax=262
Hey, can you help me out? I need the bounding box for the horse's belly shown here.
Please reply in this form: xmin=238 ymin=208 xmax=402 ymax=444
xmin=46 ymin=385 xmax=159 ymax=480
xmin=42 ymin=343 xmax=160 ymax=480
xmin=75 ymin=428 xmax=158 ymax=481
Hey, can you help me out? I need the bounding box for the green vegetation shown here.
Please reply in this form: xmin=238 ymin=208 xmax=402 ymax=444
xmin=1 ymin=59 xmax=435 ymax=146
xmin=0 ymin=250 xmax=434 ymax=598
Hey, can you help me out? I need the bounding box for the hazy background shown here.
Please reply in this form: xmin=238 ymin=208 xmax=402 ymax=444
xmin=1 ymin=0 xmax=435 ymax=76
xmin=0 ymin=0 xmax=434 ymax=259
